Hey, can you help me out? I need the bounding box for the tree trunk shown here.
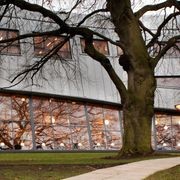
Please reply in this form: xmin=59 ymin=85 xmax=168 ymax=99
xmin=106 ymin=0 xmax=157 ymax=157
xmin=119 ymin=71 xmax=156 ymax=157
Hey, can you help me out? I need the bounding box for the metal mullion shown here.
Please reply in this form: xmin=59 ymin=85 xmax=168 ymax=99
xmin=102 ymin=106 xmax=108 ymax=150
xmin=29 ymin=96 xmax=36 ymax=150
xmin=119 ymin=110 xmax=124 ymax=149
xmin=152 ymin=115 xmax=157 ymax=151
xmin=84 ymin=104 xmax=93 ymax=150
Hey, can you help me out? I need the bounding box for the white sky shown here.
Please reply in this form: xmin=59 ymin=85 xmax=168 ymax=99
xmin=28 ymin=0 xmax=175 ymax=15
xmin=28 ymin=0 xmax=165 ymax=11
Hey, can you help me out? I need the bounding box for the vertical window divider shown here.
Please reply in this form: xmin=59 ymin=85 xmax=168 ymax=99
xmin=29 ymin=96 xmax=36 ymax=150
xmin=84 ymin=104 xmax=93 ymax=150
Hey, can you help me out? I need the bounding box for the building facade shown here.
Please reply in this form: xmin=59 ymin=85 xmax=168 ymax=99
xmin=0 ymin=12 xmax=179 ymax=151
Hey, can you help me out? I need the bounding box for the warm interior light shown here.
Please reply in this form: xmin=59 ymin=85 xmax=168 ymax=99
xmin=78 ymin=143 xmax=82 ymax=147
xmin=0 ymin=37 xmax=3 ymax=40
xmin=42 ymin=143 xmax=46 ymax=147
xmin=21 ymin=98 xmax=26 ymax=102
xmin=164 ymin=125 xmax=168 ymax=130
xmin=60 ymin=143 xmax=65 ymax=147
xmin=51 ymin=117 xmax=55 ymax=124
xmin=177 ymin=143 xmax=180 ymax=147
xmin=20 ymin=142 xmax=25 ymax=147
xmin=97 ymin=143 xmax=101 ymax=146
xmin=105 ymin=119 xmax=109 ymax=125
xmin=0 ymin=142 xmax=5 ymax=147
xmin=163 ymin=143 xmax=167 ymax=146
xmin=46 ymin=42 xmax=51 ymax=47
xmin=175 ymin=104 xmax=180 ymax=110
xmin=110 ymin=143 xmax=115 ymax=147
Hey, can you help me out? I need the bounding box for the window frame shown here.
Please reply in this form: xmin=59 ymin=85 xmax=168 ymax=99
xmin=33 ymin=35 xmax=72 ymax=59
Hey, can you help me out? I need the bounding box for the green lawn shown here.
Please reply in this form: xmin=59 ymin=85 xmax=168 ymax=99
xmin=0 ymin=152 xmax=179 ymax=179
xmin=145 ymin=165 xmax=180 ymax=180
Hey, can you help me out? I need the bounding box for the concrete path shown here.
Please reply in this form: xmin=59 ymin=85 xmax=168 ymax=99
xmin=64 ymin=157 xmax=180 ymax=180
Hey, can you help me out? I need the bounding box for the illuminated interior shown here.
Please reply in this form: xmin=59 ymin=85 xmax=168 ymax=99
xmin=0 ymin=93 xmax=179 ymax=151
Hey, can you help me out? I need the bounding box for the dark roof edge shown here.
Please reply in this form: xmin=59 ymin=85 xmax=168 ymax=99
xmin=0 ymin=88 xmax=179 ymax=115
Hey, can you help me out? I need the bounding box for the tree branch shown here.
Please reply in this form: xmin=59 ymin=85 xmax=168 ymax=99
xmin=73 ymin=28 xmax=128 ymax=103
xmin=153 ymin=35 xmax=180 ymax=66
xmin=147 ymin=11 xmax=180 ymax=48
xmin=0 ymin=30 xmax=61 ymax=44
xmin=77 ymin=9 xmax=108 ymax=27
xmin=135 ymin=0 xmax=180 ymax=18
xmin=0 ymin=0 xmax=69 ymax=29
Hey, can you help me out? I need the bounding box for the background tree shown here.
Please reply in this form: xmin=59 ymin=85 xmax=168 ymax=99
xmin=0 ymin=0 xmax=179 ymax=157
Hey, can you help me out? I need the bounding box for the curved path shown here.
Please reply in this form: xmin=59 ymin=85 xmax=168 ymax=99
xmin=64 ymin=157 xmax=180 ymax=180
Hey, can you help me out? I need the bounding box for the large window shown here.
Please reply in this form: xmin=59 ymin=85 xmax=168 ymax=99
xmin=87 ymin=104 xmax=122 ymax=150
xmin=155 ymin=114 xmax=180 ymax=150
xmin=0 ymin=29 xmax=21 ymax=55
xmin=80 ymin=38 xmax=109 ymax=55
xmin=0 ymin=92 xmax=179 ymax=152
xmin=34 ymin=36 xmax=71 ymax=59
xmin=0 ymin=94 xmax=32 ymax=150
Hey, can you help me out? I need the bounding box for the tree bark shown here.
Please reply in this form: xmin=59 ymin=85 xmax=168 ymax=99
xmin=107 ymin=0 xmax=156 ymax=157
xmin=119 ymin=71 xmax=156 ymax=157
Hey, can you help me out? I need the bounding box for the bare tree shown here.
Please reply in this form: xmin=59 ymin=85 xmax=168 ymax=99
xmin=0 ymin=0 xmax=179 ymax=157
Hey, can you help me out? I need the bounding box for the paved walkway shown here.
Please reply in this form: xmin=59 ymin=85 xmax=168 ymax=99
xmin=64 ymin=157 xmax=180 ymax=180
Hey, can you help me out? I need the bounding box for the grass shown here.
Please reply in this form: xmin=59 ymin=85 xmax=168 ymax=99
xmin=144 ymin=165 xmax=180 ymax=180
xmin=0 ymin=152 xmax=179 ymax=179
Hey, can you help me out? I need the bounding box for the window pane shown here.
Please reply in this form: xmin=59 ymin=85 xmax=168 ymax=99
xmin=104 ymin=107 xmax=120 ymax=131
xmin=53 ymin=126 xmax=72 ymax=150
xmin=93 ymin=40 xmax=109 ymax=55
xmin=12 ymin=122 xmax=33 ymax=150
xmin=91 ymin=130 xmax=106 ymax=150
xmin=172 ymin=116 xmax=180 ymax=150
xmin=68 ymin=102 xmax=86 ymax=126
xmin=105 ymin=131 xmax=122 ymax=150
xmin=155 ymin=114 xmax=172 ymax=150
xmin=11 ymin=96 xmax=29 ymax=121
xmin=87 ymin=105 xmax=104 ymax=130
xmin=51 ymin=100 xmax=69 ymax=126
xmin=0 ymin=95 xmax=11 ymax=121
xmin=34 ymin=36 xmax=71 ymax=58
xmin=70 ymin=126 xmax=90 ymax=150
xmin=0 ymin=121 xmax=13 ymax=150
xmin=80 ymin=38 xmax=109 ymax=55
xmin=33 ymin=98 xmax=50 ymax=124
xmin=0 ymin=29 xmax=20 ymax=55
xmin=35 ymin=124 xmax=54 ymax=150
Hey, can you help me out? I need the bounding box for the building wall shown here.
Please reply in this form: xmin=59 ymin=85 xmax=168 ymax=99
xmin=0 ymin=13 xmax=179 ymax=151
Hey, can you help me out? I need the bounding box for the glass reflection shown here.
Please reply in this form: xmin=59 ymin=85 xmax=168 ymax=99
xmin=155 ymin=114 xmax=180 ymax=151
xmin=104 ymin=107 xmax=120 ymax=131
xmin=0 ymin=94 xmax=32 ymax=150
xmin=172 ymin=116 xmax=180 ymax=150
xmin=70 ymin=126 xmax=90 ymax=150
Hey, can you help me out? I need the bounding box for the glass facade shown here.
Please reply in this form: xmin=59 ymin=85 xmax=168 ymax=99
xmin=154 ymin=114 xmax=180 ymax=151
xmin=0 ymin=94 xmax=122 ymax=150
xmin=0 ymin=93 xmax=179 ymax=151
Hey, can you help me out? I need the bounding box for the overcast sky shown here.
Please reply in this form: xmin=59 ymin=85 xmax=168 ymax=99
xmin=28 ymin=0 xmax=165 ymax=11
xmin=28 ymin=0 xmax=175 ymax=15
